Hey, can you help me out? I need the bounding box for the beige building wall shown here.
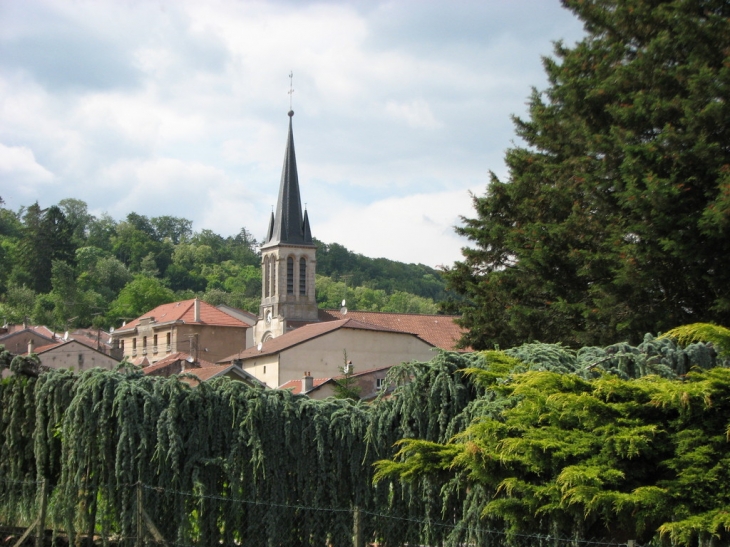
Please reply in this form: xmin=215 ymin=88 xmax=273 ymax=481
xmin=0 ymin=331 xmax=55 ymax=355
xmin=240 ymin=353 xmax=280 ymax=387
xmin=39 ymin=341 xmax=119 ymax=373
xmin=174 ymin=325 xmax=248 ymax=364
xmin=117 ymin=324 xmax=248 ymax=365
xmin=242 ymin=329 xmax=434 ymax=388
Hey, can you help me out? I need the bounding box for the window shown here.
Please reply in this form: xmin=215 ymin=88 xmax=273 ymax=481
xmin=376 ymin=378 xmax=385 ymax=390
xmin=299 ymin=257 xmax=306 ymax=295
xmin=287 ymin=257 xmax=294 ymax=294
xmin=166 ymin=332 xmax=171 ymax=352
xmin=132 ymin=338 xmax=137 ymax=349
xmin=120 ymin=340 xmax=125 ymax=351
xmin=264 ymin=257 xmax=270 ymax=297
xmin=142 ymin=336 xmax=147 ymax=355
xmin=271 ymin=261 xmax=276 ymax=296
xmin=153 ymin=334 xmax=158 ymax=353
xmin=263 ymin=365 xmax=267 ymax=374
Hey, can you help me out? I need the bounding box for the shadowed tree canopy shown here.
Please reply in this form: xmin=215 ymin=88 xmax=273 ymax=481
xmin=446 ymin=0 xmax=730 ymax=350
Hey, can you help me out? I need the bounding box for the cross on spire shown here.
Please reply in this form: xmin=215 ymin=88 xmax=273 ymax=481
xmin=288 ymin=71 xmax=294 ymax=114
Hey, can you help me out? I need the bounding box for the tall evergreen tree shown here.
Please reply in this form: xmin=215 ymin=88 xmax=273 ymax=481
xmin=447 ymin=0 xmax=730 ymax=349
xmin=13 ymin=204 xmax=76 ymax=293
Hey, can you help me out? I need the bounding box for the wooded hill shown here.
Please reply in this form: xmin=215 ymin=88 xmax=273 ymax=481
xmin=0 ymin=197 xmax=448 ymax=330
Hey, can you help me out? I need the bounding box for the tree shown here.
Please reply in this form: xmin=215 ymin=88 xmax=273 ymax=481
xmin=374 ymin=343 xmax=730 ymax=545
xmin=12 ymin=204 xmax=76 ymax=293
xmin=446 ymin=0 xmax=730 ymax=349
xmin=150 ymin=215 xmax=193 ymax=244
xmin=332 ymin=350 xmax=361 ymax=400
xmin=106 ymin=276 xmax=175 ymax=325
xmin=58 ymin=198 xmax=94 ymax=247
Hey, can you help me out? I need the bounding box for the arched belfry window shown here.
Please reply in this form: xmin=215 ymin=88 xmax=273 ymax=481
xmin=299 ymin=257 xmax=307 ymax=296
xmin=270 ymin=257 xmax=276 ymax=296
xmin=287 ymin=257 xmax=294 ymax=295
xmin=264 ymin=256 xmax=270 ymax=297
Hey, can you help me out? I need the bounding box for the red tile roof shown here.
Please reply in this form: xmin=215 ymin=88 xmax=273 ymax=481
xmin=278 ymin=365 xmax=393 ymax=395
xmin=278 ymin=377 xmax=332 ymax=395
xmin=219 ymin=318 xmax=411 ymax=363
xmin=34 ymin=342 xmax=63 ymax=353
xmin=141 ymin=352 xmax=262 ymax=387
xmin=143 ymin=352 xmax=217 ymax=374
xmin=115 ymin=299 xmax=250 ymax=333
xmin=0 ymin=325 xmax=57 ymax=339
xmin=130 ymin=356 xmax=150 ymax=367
xmin=318 ymin=309 xmax=467 ymax=351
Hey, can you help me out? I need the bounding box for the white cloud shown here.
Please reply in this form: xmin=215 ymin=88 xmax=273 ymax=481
xmin=0 ymin=143 xmax=54 ymax=191
xmin=384 ymin=99 xmax=440 ymax=129
xmin=0 ymin=0 xmax=585 ymax=266
xmin=314 ymin=189 xmax=475 ymax=268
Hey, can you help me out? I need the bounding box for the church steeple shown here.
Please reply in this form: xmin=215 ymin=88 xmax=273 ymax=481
xmin=263 ymin=111 xmax=314 ymax=248
xmin=254 ymin=107 xmax=319 ymax=344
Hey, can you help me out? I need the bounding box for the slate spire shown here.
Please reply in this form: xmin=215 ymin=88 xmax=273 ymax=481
xmin=264 ymin=111 xmax=313 ymax=247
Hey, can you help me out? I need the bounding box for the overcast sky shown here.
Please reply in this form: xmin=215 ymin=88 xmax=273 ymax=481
xmin=0 ymin=0 xmax=585 ymax=268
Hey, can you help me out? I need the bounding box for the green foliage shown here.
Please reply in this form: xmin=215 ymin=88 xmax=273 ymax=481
xmin=9 ymin=354 xmax=41 ymax=377
xmin=660 ymin=322 xmax=730 ymax=360
xmin=0 ymin=198 xmax=446 ymax=328
xmin=332 ymin=351 xmax=362 ymax=400
xmin=106 ymin=275 xmax=175 ymax=324
xmin=374 ymin=344 xmax=730 ymax=546
xmin=12 ymin=204 xmax=76 ymax=294
xmin=314 ymin=239 xmax=448 ymax=301
xmin=446 ymin=0 xmax=730 ymax=350
xmin=0 ymin=284 xmax=37 ymax=324
xmin=0 ymin=331 xmax=729 ymax=546
xmin=316 ymin=275 xmax=439 ymax=313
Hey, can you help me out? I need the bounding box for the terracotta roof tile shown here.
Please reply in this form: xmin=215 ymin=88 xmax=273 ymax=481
xmin=143 ymin=352 xmax=217 ymax=374
xmin=0 ymin=325 xmax=58 ymax=343
xmin=277 ymin=365 xmax=392 ymax=395
xmin=318 ymin=309 xmax=467 ymax=351
xmin=218 ymin=318 xmax=410 ymax=363
xmin=34 ymin=342 xmax=63 ymax=353
xmin=115 ymin=299 xmax=250 ymax=333
xmin=278 ymin=377 xmax=331 ymax=395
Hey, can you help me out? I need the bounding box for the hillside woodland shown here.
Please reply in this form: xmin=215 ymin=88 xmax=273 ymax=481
xmin=0 ymin=197 xmax=447 ymax=330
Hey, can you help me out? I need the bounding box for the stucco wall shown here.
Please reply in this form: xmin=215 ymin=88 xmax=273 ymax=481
xmin=117 ymin=324 xmax=248 ymax=364
xmin=277 ymin=329 xmax=433 ymax=387
xmin=0 ymin=331 xmax=55 ymax=355
xmin=240 ymin=353 xmax=280 ymax=387
xmin=38 ymin=341 xmax=119 ymax=373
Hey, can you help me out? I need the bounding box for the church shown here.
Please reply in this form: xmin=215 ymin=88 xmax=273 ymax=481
xmin=221 ymin=109 xmax=466 ymax=388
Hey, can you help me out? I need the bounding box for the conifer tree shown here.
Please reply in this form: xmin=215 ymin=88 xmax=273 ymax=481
xmin=447 ymin=0 xmax=730 ymax=349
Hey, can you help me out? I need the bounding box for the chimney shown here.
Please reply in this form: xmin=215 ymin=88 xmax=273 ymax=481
xmin=302 ymin=371 xmax=313 ymax=393
xmin=194 ymin=298 xmax=201 ymax=323
xmin=27 ymin=338 xmax=34 ymax=355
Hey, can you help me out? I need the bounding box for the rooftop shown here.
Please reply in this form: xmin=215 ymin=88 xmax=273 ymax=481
xmin=219 ymin=318 xmax=410 ymax=362
xmin=318 ymin=309 xmax=467 ymax=351
xmin=115 ymin=299 xmax=250 ymax=333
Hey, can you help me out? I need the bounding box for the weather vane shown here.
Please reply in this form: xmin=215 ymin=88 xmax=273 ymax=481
xmin=288 ymin=71 xmax=294 ymax=113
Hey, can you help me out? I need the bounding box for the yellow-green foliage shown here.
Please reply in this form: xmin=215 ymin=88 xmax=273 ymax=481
xmin=660 ymin=323 xmax=730 ymax=359
xmin=375 ymin=363 xmax=730 ymax=546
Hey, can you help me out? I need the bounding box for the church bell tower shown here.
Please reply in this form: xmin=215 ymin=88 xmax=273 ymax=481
xmin=254 ymin=109 xmax=318 ymax=344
